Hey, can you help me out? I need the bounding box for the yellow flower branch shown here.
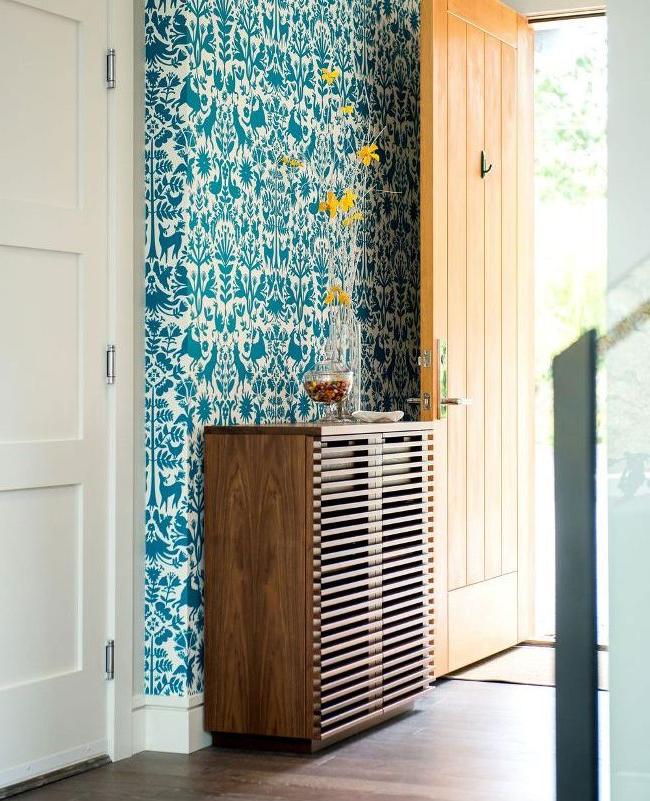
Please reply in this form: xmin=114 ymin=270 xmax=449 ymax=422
xmin=318 ymin=191 xmax=340 ymax=219
xmin=279 ymin=155 xmax=304 ymax=169
xmin=321 ymin=67 xmax=340 ymax=85
xmin=357 ymin=142 xmax=380 ymax=166
xmin=339 ymin=188 xmax=358 ymax=212
xmin=324 ymin=285 xmax=351 ymax=307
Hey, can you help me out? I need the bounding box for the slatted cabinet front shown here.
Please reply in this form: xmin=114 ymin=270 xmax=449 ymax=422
xmin=204 ymin=423 xmax=434 ymax=751
xmin=313 ymin=429 xmax=435 ymax=742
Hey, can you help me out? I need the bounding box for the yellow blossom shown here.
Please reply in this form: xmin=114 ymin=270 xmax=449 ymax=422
xmin=324 ymin=285 xmax=351 ymax=307
xmin=357 ymin=142 xmax=380 ymax=166
xmin=318 ymin=191 xmax=339 ymax=219
xmin=321 ymin=67 xmax=340 ymax=85
xmin=341 ymin=104 xmax=354 ymax=115
xmin=339 ymin=188 xmax=358 ymax=212
xmin=343 ymin=211 xmax=364 ymax=227
xmin=280 ymin=155 xmax=303 ymax=169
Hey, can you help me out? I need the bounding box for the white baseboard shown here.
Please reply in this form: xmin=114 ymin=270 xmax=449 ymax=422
xmin=0 ymin=739 xmax=107 ymax=790
xmin=132 ymin=693 xmax=211 ymax=754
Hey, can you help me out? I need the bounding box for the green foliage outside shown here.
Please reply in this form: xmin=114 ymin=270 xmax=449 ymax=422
xmin=534 ymin=19 xmax=607 ymax=445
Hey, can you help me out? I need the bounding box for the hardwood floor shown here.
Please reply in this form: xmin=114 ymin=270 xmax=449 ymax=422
xmin=15 ymin=681 xmax=555 ymax=801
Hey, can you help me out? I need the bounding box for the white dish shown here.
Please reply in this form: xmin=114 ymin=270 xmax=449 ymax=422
xmin=351 ymin=410 xmax=405 ymax=423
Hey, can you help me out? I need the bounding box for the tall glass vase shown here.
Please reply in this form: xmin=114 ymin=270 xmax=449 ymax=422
xmin=343 ymin=317 xmax=362 ymax=416
xmin=303 ymin=304 xmax=355 ymax=422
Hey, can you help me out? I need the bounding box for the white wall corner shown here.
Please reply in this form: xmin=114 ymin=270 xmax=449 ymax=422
xmin=131 ymin=694 xmax=211 ymax=754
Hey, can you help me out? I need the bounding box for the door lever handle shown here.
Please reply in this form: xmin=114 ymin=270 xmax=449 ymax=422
xmin=481 ymin=150 xmax=493 ymax=179
xmin=407 ymin=395 xmax=432 ymax=411
xmin=440 ymin=397 xmax=472 ymax=406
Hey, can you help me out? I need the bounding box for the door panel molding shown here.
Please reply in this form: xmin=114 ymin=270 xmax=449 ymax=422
xmin=448 ymin=0 xmax=519 ymax=47
xmin=448 ymin=572 xmax=518 ymax=671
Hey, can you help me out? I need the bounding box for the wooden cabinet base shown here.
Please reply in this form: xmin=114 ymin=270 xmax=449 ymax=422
xmin=211 ymin=698 xmax=420 ymax=754
xmin=204 ymin=424 xmax=436 ymax=750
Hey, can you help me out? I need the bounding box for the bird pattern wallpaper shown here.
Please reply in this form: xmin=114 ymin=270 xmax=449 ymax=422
xmin=144 ymin=0 xmax=420 ymax=696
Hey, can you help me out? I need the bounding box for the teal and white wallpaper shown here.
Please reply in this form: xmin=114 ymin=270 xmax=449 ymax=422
xmin=144 ymin=0 xmax=420 ymax=695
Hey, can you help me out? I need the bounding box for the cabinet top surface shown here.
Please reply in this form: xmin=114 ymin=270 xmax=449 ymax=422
xmin=204 ymin=421 xmax=435 ymax=437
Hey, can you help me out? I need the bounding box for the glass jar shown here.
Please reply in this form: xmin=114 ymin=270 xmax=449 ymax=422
xmin=303 ymin=352 xmax=354 ymax=422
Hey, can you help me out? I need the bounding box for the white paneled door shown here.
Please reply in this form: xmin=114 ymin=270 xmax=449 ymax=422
xmin=0 ymin=0 xmax=110 ymax=787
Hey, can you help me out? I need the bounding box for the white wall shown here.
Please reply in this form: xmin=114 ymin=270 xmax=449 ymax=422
xmin=511 ymin=0 xmax=603 ymax=15
xmin=607 ymin=1 xmax=650 ymax=800
xmin=609 ymin=1 xmax=650 ymax=284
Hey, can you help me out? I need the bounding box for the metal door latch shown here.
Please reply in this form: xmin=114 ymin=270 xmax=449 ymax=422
xmin=407 ymin=393 xmax=432 ymax=411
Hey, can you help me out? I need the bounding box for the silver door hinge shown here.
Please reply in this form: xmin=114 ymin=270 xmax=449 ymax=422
xmin=418 ymin=350 xmax=432 ymax=369
xmin=106 ymin=48 xmax=116 ymax=89
xmin=105 ymin=640 xmax=115 ymax=680
xmin=106 ymin=345 xmax=116 ymax=384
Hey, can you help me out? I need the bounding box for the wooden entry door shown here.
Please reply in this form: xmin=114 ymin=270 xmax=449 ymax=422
xmin=420 ymin=0 xmax=534 ymax=674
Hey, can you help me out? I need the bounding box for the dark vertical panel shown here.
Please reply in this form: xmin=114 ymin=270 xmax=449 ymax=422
xmin=553 ymin=330 xmax=598 ymax=801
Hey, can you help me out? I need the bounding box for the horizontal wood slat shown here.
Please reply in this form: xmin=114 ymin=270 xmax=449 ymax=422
xmin=318 ymin=466 xmax=382 ymax=482
xmin=320 ymin=674 xmax=384 ymax=705
xmin=320 ymin=607 xmax=382 ymax=633
xmin=319 ymin=586 xmax=384 ymax=609
xmin=319 ymin=542 xmax=383 ymax=561
xmin=321 ymin=686 xmax=383 ymax=717
xmin=317 ymin=507 xmax=383 ymax=523
xmin=315 ymin=452 xmax=383 ymax=469
xmin=313 ymin=430 xmax=435 ymax=740
xmin=318 ymin=653 xmax=384 ymax=684
xmin=317 ymin=518 xmax=382 ymax=537
xmin=316 ymin=532 xmax=383 ymax=550
xmin=320 ymin=697 xmax=383 ymax=730
xmin=320 ymin=618 xmax=383 ymax=645
xmin=320 ymin=552 xmax=383 ymax=574
xmin=320 ymin=630 xmax=384 ymax=657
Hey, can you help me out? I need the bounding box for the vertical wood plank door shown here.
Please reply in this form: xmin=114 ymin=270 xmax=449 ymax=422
xmin=420 ymin=0 xmax=534 ymax=674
